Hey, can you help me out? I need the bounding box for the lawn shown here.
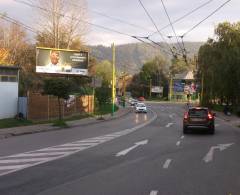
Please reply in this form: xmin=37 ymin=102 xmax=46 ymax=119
xmin=0 ymin=118 xmax=33 ymax=129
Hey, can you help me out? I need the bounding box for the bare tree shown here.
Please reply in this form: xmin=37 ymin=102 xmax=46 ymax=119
xmin=32 ymin=0 xmax=88 ymax=49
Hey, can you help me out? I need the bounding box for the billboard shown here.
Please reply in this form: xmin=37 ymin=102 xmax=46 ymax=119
xmin=36 ymin=47 xmax=88 ymax=76
xmin=151 ymin=86 xmax=163 ymax=93
xmin=173 ymin=80 xmax=184 ymax=92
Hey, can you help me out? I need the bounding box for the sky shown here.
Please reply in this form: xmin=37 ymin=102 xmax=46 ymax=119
xmin=0 ymin=0 xmax=239 ymax=46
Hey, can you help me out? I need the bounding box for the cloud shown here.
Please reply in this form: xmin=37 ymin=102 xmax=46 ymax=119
xmin=2 ymin=0 xmax=239 ymax=46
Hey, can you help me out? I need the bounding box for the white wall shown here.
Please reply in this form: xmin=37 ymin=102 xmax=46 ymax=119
xmin=0 ymin=82 xmax=18 ymax=119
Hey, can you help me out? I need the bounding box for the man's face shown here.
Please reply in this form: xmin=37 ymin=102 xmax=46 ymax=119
xmin=50 ymin=51 xmax=59 ymax=65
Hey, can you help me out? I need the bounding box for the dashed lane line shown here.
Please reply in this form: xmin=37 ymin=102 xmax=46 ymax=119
xmin=163 ymin=159 xmax=172 ymax=169
xmin=149 ymin=190 xmax=158 ymax=195
xmin=0 ymin=109 xmax=157 ymax=177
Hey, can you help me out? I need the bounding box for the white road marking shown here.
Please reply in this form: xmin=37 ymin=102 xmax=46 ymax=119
xmin=0 ymin=109 xmax=158 ymax=177
xmin=150 ymin=190 xmax=158 ymax=195
xmin=180 ymin=136 xmax=184 ymax=139
xmin=116 ymin=140 xmax=148 ymax=157
xmin=166 ymin=123 xmax=173 ymax=128
xmin=176 ymin=141 xmax=181 ymax=146
xmin=215 ymin=124 xmax=220 ymax=127
xmin=38 ymin=147 xmax=87 ymax=151
xmin=61 ymin=143 xmax=93 ymax=147
xmin=0 ymin=157 xmax=55 ymax=164
xmin=9 ymin=152 xmax=68 ymax=158
xmin=163 ymin=159 xmax=172 ymax=169
xmin=203 ymin=143 xmax=234 ymax=163
xmin=0 ymin=164 xmax=32 ymax=170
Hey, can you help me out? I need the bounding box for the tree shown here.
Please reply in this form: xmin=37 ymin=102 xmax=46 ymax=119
xmin=198 ymin=22 xmax=240 ymax=109
xmin=0 ymin=18 xmax=40 ymax=95
xmin=33 ymin=0 xmax=88 ymax=49
xmin=170 ymin=57 xmax=192 ymax=75
xmin=95 ymin=60 xmax=112 ymax=86
xmin=43 ymin=78 xmax=73 ymax=120
xmin=128 ymin=56 xmax=169 ymax=98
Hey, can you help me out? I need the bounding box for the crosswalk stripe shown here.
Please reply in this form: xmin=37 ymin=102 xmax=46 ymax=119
xmin=61 ymin=143 xmax=94 ymax=147
xmin=0 ymin=157 xmax=55 ymax=164
xmin=9 ymin=152 xmax=68 ymax=158
xmin=75 ymin=140 xmax=100 ymax=143
xmin=0 ymin=164 xmax=32 ymax=170
xmin=38 ymin=147 xmax=86 ymax=152
xmin=0 ymin=109 xmax=157 ymax=177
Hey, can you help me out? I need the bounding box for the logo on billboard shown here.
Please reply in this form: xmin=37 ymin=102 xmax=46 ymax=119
xmin=36 ymin=47 xmax=89 ymax=76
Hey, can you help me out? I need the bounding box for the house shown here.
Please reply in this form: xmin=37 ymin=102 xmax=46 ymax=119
xmin=0 ymin=65 xmax=19 ymax=119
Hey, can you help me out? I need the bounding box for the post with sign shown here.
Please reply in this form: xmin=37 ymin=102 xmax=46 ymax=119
xmin=111 ymin=43 xmax=116 ymax=116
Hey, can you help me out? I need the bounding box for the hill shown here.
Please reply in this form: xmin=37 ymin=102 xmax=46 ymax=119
xmin=89 ymin=42 xmax=204 ymax=74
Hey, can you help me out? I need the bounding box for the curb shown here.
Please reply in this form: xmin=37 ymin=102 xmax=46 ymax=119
xmin=0 ymin=107 xmax=132 ymax=140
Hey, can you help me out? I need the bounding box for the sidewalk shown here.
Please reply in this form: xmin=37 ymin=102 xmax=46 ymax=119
xmin=215 ymin=111 xmax=240 ymax=127
xmin=0 ymin=107 xmax=132 ymax=140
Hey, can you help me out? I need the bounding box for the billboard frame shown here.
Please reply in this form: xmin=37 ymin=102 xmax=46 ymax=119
xmin=36 ymin=47 xmax=89 ymax=76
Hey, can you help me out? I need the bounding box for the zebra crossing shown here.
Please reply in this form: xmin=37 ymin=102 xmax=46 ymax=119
xmin=0 ymin=110 xmax=157 ymax=177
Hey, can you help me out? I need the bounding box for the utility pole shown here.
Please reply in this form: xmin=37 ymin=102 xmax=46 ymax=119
xmin=201 ymin=72 xmax=204 ymax=105
xmin=169 ymin=74 xmax=173 ymax=101
xmin=149 ymin=78 xmax=152 ymax=98
xmin=111 ymin=43 xmax=116 ymax=116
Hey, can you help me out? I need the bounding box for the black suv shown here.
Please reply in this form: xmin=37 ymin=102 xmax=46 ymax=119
xmin=183 ymin=107 xmax=215 ymax=134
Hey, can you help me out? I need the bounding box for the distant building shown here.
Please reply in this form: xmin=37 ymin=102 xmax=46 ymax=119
xmin=0 ymin=65 xmax=19 ymax=119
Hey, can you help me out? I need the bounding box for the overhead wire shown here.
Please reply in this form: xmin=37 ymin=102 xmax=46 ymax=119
xmin=66 ymin=1 xmax=156 ymax=34
xmin=160 ymin=0 xmax=184 ymax=54
xmin=149 ymin=0 xmax=215 ymax=37
xmin=14 ymin=0 xmax=162 ymax=51
xmin=0 ymin=13 xmax=38 ymax=34
xmin=14 ymin=0 xmax=134 ymax=37
xmin=182 ymin=0 xmax=232 ymax=37
xmin=138 ymin=0 xmax=175 ymax=55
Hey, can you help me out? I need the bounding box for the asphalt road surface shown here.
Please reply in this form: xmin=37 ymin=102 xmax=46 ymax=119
xmin=0 ymin=103 xmax=239 ymax=195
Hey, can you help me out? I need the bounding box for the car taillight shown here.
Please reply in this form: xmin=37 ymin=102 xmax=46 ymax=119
xmin=184 ymin=112 xmax=188 ymax=119
xmin=208 ymin=113 xmax=213 ymax=119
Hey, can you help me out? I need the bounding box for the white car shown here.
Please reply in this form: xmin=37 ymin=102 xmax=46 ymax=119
xmin=135 ymin=103 xmax=147 ymax=113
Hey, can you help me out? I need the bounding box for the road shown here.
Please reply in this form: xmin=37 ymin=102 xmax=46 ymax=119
xmin=0 ymin=103 xmax=239 ymax=195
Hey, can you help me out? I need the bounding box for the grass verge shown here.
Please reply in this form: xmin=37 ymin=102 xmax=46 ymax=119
xmin=52 ymin=120 xmax=69 ymax=128
xmin=0 ymin=118 xmax=33 ymax=129
xmin=0 ymin=104 xmax=119 ymax=129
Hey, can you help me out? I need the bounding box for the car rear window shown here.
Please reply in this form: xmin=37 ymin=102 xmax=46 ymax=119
xmin=189 ymin=109 xmax=207 ymax=117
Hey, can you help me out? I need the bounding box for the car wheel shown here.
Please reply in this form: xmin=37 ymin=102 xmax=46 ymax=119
xmin=183 ymin=125 xmax=188 ymax=134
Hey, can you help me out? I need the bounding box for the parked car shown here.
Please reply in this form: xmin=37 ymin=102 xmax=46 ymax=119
xmin=183 ymin=107 xmax=215 ymax=134
xmin=135 ymin=103 xmax=147 ymax=113
xmin=138 ymin=96 xmax=145 ymax=101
